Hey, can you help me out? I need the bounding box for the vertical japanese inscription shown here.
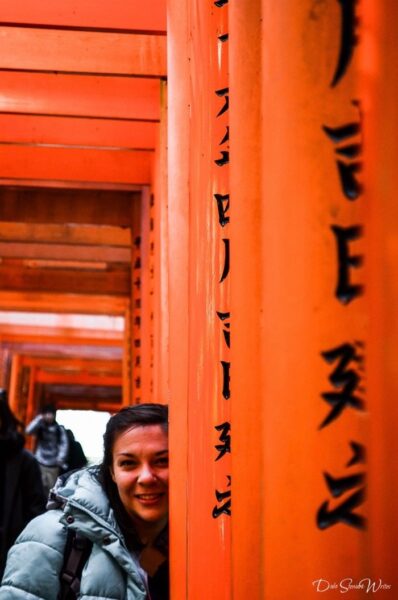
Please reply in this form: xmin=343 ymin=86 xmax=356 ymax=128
xmin=317 ymin=5 xmax=366 ymax=531
xmin=212 ymin=0 xmax=231 ymax=520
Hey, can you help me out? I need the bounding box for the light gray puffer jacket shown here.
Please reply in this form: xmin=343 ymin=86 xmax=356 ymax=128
xmin=0 ymin=466 xmax=149 ymax=599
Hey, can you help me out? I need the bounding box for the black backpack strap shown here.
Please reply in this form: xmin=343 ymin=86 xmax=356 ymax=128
xmin=58 ymin=529 xmax=93 ymax=600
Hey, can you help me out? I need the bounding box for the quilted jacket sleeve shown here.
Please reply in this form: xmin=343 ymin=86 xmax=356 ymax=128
xmin=0 ymin=510 xmax=66 ymax=600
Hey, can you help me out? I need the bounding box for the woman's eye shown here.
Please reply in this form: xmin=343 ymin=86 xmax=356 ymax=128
xmin=120 ymin=460 xmax=136 ymax=467
xmin=155 ymin=457 xmax=169 ymax=467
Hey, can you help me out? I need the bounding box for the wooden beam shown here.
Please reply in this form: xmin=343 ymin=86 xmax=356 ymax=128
xmin=0 ymin=188 xmax=138 ymax=226
xmin=0 ymin=114 xmax=158 ymax=149
xmin=0 ymin=146 xmax=152 ymax=185
xmin=0 ymin=324 xmax=123 ymax=346
xmin=0 ymin=291 xmax=129 ymax=315
xmin=35 ymin=370 xmax=123 ymax=386
xmin=0 ymin=72 xmax=161 ymax=120
xmin=0 ymin=259 xmax=130 ymax=295
xmin=0 ymin=242 xmax=131 ymax=263
xmin=0 ymin=222 xmax=131 ymax=247
xmin=55 ymin=399 xmax=122 ymax=412
xmin=20 ymin=355 xmax=122 ymax=373
xmin=0 ymin=28 xmax=166 ymax=77
xmin=0 ymin=1 xmax=166 ymax=33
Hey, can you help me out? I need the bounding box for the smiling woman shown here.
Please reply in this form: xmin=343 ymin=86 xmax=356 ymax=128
xmin=0 ymin=404 xmax=169 ymax=600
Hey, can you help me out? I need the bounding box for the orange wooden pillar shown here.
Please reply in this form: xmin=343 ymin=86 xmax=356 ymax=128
xmin=167 ymin=0 xmax=398 ymax=598
xmin=362 ymin=0 xmax=398 ymax=591
xmin=167 ymin=0 xmax=190 ymax=595
xmin=140 ymin=185 xmax=154 ymax=403
xmin=130 ymin=195 xmax=143 ymax=405
xmin=152 ymin=80 xmax=169 ymax=405
xmin=8 ymin=353 xmax=22 ymax=415
xmin=229 ymin=1 xmax=263 ymax=597
xmin=168 ymin=0 xmax=231 ymax=598
xmin=229 ymin=1 xmax=369 ymax=598
xmin=122 ymin=305 xmax=132 ymax=406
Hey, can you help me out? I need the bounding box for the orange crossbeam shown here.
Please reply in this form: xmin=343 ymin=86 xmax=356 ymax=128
xmin=0 ymin=291 xmax=129 ymax=315
xmin=0 ymin=324 xmax=123 ymax=346
xmin=0 ymin=242 xmax=131 ymax=263
xmin=0 ymin=72 xmax=161 ymax=121
xmin=0 ymin=258 xmax=130 ymax=296
xmin=0 ymin=0 xmax=166 ymax=33
xmin=20 ymin=355 xmax=122 ymax=373
xmin=0 ymin=28 xmax=166 ymax=77
xmin=56 ymin=400 xmax=122 ymax=412
xmin=0 ymin=114 xmax=158 ymax=149
xmin=35 ymin=370 xmax=123 ymax=386
xmin=0 ymin=222 xmax=131 ymax=247
xmin=0 ymin=146 xmax=152 ymax=185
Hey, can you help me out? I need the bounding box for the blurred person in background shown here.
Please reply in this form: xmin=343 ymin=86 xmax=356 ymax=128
xmin=0 ymin=389 xmax=46 ymax=580
xmin=26 ymin=403 xmax=69 ymax=497
xmin=62 ymin=428 xmax=88 ymax=473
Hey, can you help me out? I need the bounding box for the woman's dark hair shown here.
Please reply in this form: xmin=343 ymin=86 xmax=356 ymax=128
xmin=99 ymin=403 xmax=168 ymax=546
xmin=0 ymin=388 xmax=23 ymax=435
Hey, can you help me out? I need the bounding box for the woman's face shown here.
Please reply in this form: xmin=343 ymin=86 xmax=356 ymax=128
xmin=111 ymin=424 xmax=169 ymax=534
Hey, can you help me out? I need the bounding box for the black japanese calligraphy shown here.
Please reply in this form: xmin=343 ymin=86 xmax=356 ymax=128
xmin=214 ymin=421 xmax=231 ymax=461
xmin=221 ymin=361 xmax=230 ymax=400
xmin=220 ymin=238 xmax=230 ymax=283
xmin=317 ymin=442 xmax=366 ymax=530
xmin=215 ymin=151 xmax=229 ymax=167
xmin=215 ymin=87 xmax=229 ymax=117
xmin=320 ymin=342 xmax=364 ymax=429
xmin=214 ymin=193 xmax=230 ymax=227
xmin=212 ymin=475 xmax=231 ymax=518
xmin=331 ymin=224 xmax=363 ymax=304
xmin=331 ymin=0 xmax=359 ymax=87
xmin=346 ymin=441 xmax=365 ymax=466
xmin=215 ymin=127 xmax=229 ymax=166
xmin=317 ymin=488 xmax=365 ymax=530
xmin=216 ymin=311 xmax=230 ymax=348
xmin=323 ymin=121 xmax=362 ymax=200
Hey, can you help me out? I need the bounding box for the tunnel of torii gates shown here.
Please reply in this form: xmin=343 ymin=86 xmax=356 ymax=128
xmin=0 ymin=0 xmax=397 ymax=598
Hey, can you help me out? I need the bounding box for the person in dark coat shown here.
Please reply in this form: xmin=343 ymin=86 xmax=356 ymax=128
xmin=63 ymin=428 xmax=88 ymax=472
xmin=0 ymin=389 xmax=46 ymax=579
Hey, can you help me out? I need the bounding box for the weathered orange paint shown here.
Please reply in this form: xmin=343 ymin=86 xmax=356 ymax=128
xmin=0 ymin=0 xmax=166 ymax=32
xmin=167 ymin=1 xmax=231 ymax=597
xmin=0 ymin=28 xmax=166 ymax=77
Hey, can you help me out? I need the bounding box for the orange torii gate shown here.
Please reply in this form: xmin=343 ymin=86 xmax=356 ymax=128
xmin=0 ymin=0 xmax=397 ymax=598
